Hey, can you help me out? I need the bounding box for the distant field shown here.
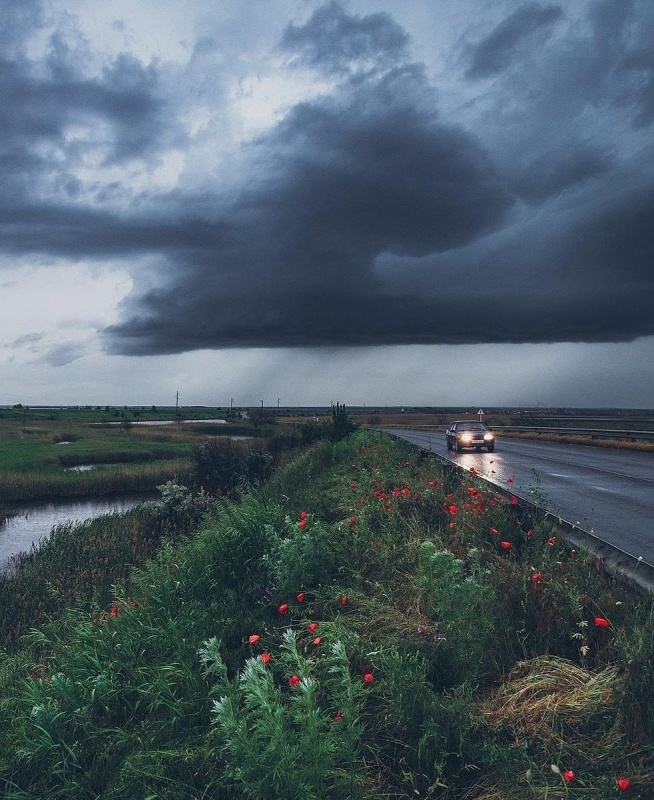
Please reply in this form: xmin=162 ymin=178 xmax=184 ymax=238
xmin=0 ymin=406 xmax=267 ymax=502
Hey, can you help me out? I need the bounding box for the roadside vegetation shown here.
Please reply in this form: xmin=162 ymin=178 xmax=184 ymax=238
xmin=0 ymin=420 xmax=652 ymax=798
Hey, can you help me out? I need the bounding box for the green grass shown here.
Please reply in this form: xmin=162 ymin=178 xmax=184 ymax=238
xmin=0 ymin=429 xmax=651 ymax=798
xmin=0 ymin=410 xmax=271 ymax=501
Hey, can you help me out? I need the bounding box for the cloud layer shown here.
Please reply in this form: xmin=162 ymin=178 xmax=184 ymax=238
xmin=1 ymin=0 xmax=653 ymax=358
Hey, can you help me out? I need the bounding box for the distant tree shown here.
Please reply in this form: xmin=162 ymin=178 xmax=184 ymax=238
xmin=331 ymin=402 xmax=357 ymax=441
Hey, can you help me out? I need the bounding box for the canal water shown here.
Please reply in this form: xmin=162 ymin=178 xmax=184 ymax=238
xmin=0 ymin=496 xmax=151 ymax=565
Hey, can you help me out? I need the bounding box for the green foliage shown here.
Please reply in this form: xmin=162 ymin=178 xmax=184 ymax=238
xmin=416 ymin=543 xmax=493 ymax=684
xmin=266 ymin=515 xmax=338 ymax=599
xmin=210 ymin=629 xmax=367 ymax=800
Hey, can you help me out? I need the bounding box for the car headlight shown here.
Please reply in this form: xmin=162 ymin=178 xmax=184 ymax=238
xmin=460 ymin=434 xmax=472 ymax=443
xmin=484 ymin=433 xmax=494 ymax=441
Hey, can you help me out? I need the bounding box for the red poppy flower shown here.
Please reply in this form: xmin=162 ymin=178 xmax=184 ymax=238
xmin=362 ymin=672 xmax=374 ymax=684
xmin=506 ymin=477 xmax=514 ymax=483
xmin=289 ymin=675 xmax=301 ymax=687
xmin=297 ymin=519 xmax=307 ymax=529
xmin=448 ymin=504 xmax=458 ymax=516
xmin=489 ymin=526 xmax=499 ymax=535
xmin=307 ymin=622 xmax=318 ymax=633
xmin=617 ymin=778 xmax=631 ymax=790
xmin=260 ymin=652 xmax=271 ymax=663
xmin=348 ymin=516 xmax=357 ymax=525
xmin=311 ymin=637 xmax=321 ymax=645
xmin=333 ymin=710 xmax=344 ymax=722
xmin=248 ymin=634 xmax=261 ymax=645
xmin=594 ymin=616 xmax=610 ymax=628
xmin=299 ymin=510 xmax=308 ymax=520
xmin=500 ymin=541 xmax=511 ymax=550
xmin=466 ymin=487 xmax=478 ymax=495
xmin=510 ymin=496 xmax=519 ymax=505
xmin=296 ymin=592 xmax=306 ymax=603
xmin=547 ymin=537 xmax=556 ymax=546
xmin=278 ymin=603 xmax=289 ymax=615
xmin=349 ymin=482 xmax=357 ymax=490
xmin=531 ymin=572 xmax=542 ymax=582
xmin=340 ymin=596 xmax=348 ymax=606
xmin=563 ymin=769 xmax=576 ymax=784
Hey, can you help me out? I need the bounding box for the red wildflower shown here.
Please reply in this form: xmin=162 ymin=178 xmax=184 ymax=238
xmin=108 ymin=604 xmax=120 ymax=618
xmin=531 ymin=572 xmax=542 ymax=582
xmin=296 ymin=592 xmax=306 ymax=603
xmin=500 ymin=541 xmax=511 ymax=550
xmin=489 ymin=526 xmax=499 ymax=535
xmin=297 ymin=519 xmax=307 ymax=529
xmin=300 ymin=510 xmax=308 ymax=519
xmin=469 ymin=467 xmax=478 ymax=476
xmin=594 ymin=616 xmax=610 ymax=628
xmin=289 ymin=675 xmax=301 ymax=687
xmin=506 ymin=476 xmax=514 ymax=483
xmin=278 ymin=603 xmax=289 ymax=615
xmin=349 ymin=482 xmax=357 ymax=490
xmin=311 ymin=637 xmax=322 ymax=646
xmin=362 ymin=672 xmax=374 ymax=684
xmin=466 ymin=487 xmax=478 ymax=495
xmin=340 ymin=596 xmax=348 ymax=606
xmin=448 ymin=504 xmax=458 ymax=516
xmin=307 ymin=622 xmax=318 ymax=633
xmin=510 ymin=496 xmax=519 ymax=505
xmin=333 ymin=710 xmax=344 ymax=722
xmin=260 ymin=652 xmax=271 ymax=664
xmin=547 ymin=537 xmax=556 ymax=546
xmin=248 ymin=634 xmax=261 ymax=645
xmin=563 ymin=770 xmax=576 ymax=784
xmin=412 ymin=492 xmax=420 ymax=501
xmin=617 ymin=778 xmax=631 ymax=790
xmin=348 ymin=516 xmax=357 ymax=525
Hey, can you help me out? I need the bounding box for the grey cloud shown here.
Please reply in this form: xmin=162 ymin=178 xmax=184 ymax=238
xmin=2 ymin=0 xmax=654 ymax=359
xmin=0 ymin=4 xmax=172 ymax=211
xmin=507 ymin=144 xmax=611 ymax=202
xmin=280 ymin=1 xmax=410 ymax=75
xmin=466 ymin=2 xmax=563 ymax=79
xmin=106 ymin=59 xmax=514 ymax=353
xmin=41 ymin=342 xmax=86 ymax=367
xmin=11 ymin=332 xmax=44 ymax=348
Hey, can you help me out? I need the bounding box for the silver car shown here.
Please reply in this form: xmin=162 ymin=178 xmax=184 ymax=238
xmin=446 ymin=421 xmax=495 ymax=452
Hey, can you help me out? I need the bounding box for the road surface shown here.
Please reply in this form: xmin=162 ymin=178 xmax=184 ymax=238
xmin=385 ymin=428 xmax=654 ymax=564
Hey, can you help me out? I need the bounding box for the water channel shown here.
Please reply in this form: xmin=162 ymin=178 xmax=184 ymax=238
xmin=0 ymin=495 xmax=151 ymax=565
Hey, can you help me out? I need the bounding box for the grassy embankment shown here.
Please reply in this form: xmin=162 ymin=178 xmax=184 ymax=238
xmin=0 ymin=428 xmax=652 ymax=798
xmin=0 ymin=407 xmax=265 ymax=503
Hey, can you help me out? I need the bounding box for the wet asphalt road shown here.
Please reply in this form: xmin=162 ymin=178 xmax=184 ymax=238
xmin=385 ymin=428 xmax=654 ymax=564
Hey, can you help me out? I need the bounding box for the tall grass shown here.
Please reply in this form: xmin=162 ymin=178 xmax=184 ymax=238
xmin=0 ymin=458 xmax=192 ymax=501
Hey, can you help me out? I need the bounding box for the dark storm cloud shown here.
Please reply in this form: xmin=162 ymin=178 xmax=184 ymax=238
xmin=101 ymin=0 xmax=653 ymax=352
xmin=465 ymin=2 xmax=563 ymax=79
xmin=2 ymin=1 xmax=654 ymax=356
xmin=106 ymin=45 xmax=516 ymax=352
xmin=280 ymin=0 xmax=410 ymax=75
xmin=0 ymin=0 xmax=170 ymax=210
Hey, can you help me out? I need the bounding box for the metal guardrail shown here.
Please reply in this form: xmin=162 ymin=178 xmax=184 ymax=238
xmin=384 ymin=431 xmax=654 ymax=593
xmin=488 ymin=425 xmax=654 ymax=441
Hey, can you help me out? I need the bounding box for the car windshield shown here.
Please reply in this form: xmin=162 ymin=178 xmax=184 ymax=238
xmin=457 ymin=423 xmax=485 ymax=431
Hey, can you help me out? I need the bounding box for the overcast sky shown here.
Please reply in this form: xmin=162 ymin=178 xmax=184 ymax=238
xmin=1 ymin=0 xmax=653 ymax=408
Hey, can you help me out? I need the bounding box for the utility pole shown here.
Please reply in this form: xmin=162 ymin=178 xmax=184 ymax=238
xmin=175 ymin=391 xmax=179 ymax=413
